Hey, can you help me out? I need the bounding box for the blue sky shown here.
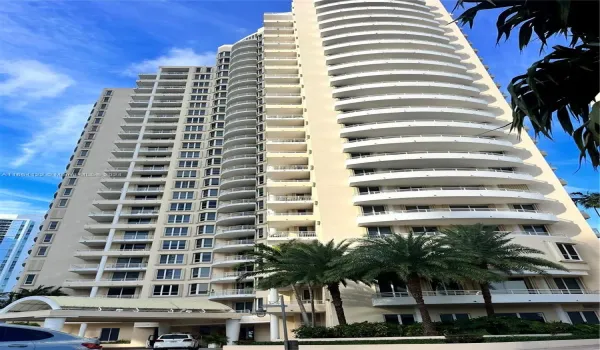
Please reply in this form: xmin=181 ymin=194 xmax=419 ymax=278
xmin=0 ymin=0 xmax=597 ymax=228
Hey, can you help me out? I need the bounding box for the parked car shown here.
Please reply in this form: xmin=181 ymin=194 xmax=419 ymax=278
xmin=0 ymin=324 xmax=102 ymax=349
xmin=152 ymin=333 xmax=199 ymax=349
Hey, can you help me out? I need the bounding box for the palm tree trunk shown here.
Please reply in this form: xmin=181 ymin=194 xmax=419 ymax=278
xmin=594 ymin=207 xmax=599 ymax=217
xmin=479 ymin=282 xmax=495 ymax=316
xmin=327 ymin=282 xmax=347 ymax=326
xmin=407 ymin=276 xmax=436 ymax=336
xmin=308 ymin=283 xmax=316 ymax=327
xmin=291 ymin=284 xmax=310 ymax=325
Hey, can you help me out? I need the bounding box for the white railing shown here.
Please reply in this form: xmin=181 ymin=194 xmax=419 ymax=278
xmin=212 ymin=271 xmax=249 ymax=279
xmin=97 ymin=294 xmax=140 ymax=299
xmin=129 ymin=187 xmax=165 ymax=192
xmin=268 ymin=211 xmax=314 ymax=216
xmin=224 ymin=134 xmax=255 ymax=142
xmin=269 ymin=196 xmax=312 ymax=201
xmin=350 ymin=151 xmax=511 ymax=159
xmin=268 ymin=165 xmax=309 ymax=170
xmin=113 ymin=234 xmax=154 ymax=240
xmin=268 ymin=138 xmax=306 ymax=143
xmin=357 ymin=187 xmax=535 ymax=195
xmin=69 ymin=264 xmax=100 ymax=270
xmin=219 ymin=199 xmax=256 ymax=207
xmin=219 ymin=187 xmax=255 ymax=195
xmin=374 ymin=289 xmax=599 ymax=298
xmin=216 ymin=239 xmax=255 ymax=247
xmin=342 ymin=119 xmax=491 ymax=128
xmin=216 ymin=225 xmax=255 ymax=233
xmin=105 ymin=263 xmax=148 ymax=269
xmin=221 ymin=154 xmax=255 ymax=163
xmin=265 ymin=115 xmax=303 ymax=119
xmin=346 ymin=134 xmax=497 ymax=143
xmin=220 ymin=176 xmax=256 ymax=184
xmin=223 ymin=144 xmax=256 ymax=152
xmin=363 ymin=208 xmax=549 ymax=216
xmin=89 ymin=211 xmax=116 ymax=216
xmin=352 ymin=168 xmax=529 ymax=176
xmin=268 ymin=179 xmax=311 ymax=183
xmin=217 ymin=211 xmax=255 ymax=219
xmin=80 ymin=236 xmax=107 ymax=241
xmin=210 ymin=289 xmax=256 ymax=297
xmin=161 ymin=71 xmax=188 ymax=75
xmin=213 ymin=256 xmax=254 ymax=263
xmin=222 ymin=165 xmax=256 ymax=173
xmin=269 ymin=231 xmax=316 ymax=238
xmin=155 ymin=86 xmax=186 ymax=89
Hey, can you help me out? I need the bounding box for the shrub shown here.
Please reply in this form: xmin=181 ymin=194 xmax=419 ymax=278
xmin=444 ymin=334 xmax=485 ymax=343
xmin=571 ymin=324 xmax=600 ymax=336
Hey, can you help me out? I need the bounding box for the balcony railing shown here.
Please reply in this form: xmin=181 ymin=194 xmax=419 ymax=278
xmin=374 ymin=289 xmax=599 ymax=298
xmin=269 ymin=231 xmax=316 ymax=238
xmin=357 ymin=187 xmax=536 ymax=195
xmin=362 ymin=208 xmax=548 ymax=216
xmin=219 ymin=187 xmax=255 ymax=195
xmin=350 ymin=151 xmax=511 ymax=159
xmin=216 ymin=239 xmax=255 ymax=247
xmin=352 ymin=168 xmax=531 ymax=176
xmin=97 ymin=294 xmax=140 ymax=299
xmin=269 ymin=196 xmax=312 ymax=201
xmin=213 ymin=255 xmax=254 ymax=263
xmin=216 ymin=225 xmax=255 ymax=233
xmin=346 ymin=134 xmax=497 ymax=143
xmin=210 ymin=289 xmax=256 ymax=296
xmin=105 ymin=263 xmax=148 ymax=269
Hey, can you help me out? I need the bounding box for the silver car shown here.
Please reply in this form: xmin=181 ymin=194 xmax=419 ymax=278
xmin=0 ymin=324 xmax=102 ymax=349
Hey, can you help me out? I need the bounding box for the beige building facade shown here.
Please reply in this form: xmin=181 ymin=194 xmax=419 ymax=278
xmin=2 ymin=0 xmax=598 ymax=345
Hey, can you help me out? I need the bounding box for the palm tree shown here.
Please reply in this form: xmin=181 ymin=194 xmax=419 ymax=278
xmin=283 ymin=240 xmax=368 ymax=326
xmin=239 ymin=242 xmax=311 ymax=325
xmin=0 ymin=286 xmax=67 ymax=309
xmin=570 ymin=192 xmax=600 ymax=216
xmin=439 ymin=225 xmax=567 ymax=316
xmin=348 ymin=233 xmax=465 ymax=335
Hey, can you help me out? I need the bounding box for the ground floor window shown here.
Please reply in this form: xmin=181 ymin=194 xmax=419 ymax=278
xmin=440 ymin=313 xmax=470 ymax=322
xmin=99 ymin=328 xmax=120 ymax=342
xmin=496 ymin=312 xmax=545 ymax=322
xmin=568 ymin=311 xmax=599 ymax=324
xmin=384 ymin=314 xmax=415 ymax=325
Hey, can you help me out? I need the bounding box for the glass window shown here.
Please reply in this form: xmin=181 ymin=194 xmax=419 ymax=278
xmin=521 ymin=225 xmax=549 ymax=236
xmin=195 ymin=238 xmax=213 ymax=248
xmin=189 ymin=283 xmax=209 ymax=295
xmin=191 ymin=267 xmax=210 ymax=278
xmin=42 ymin=234 xmax=53 ymax=243
xmin=58 ymin=199 xmax=68 ymax=207
xmin=159 ymin=254 xmax=184 ymax=264
xmin=153 ymin=285 xmax=179 ymax=296
xmin=48 ymin=221 xmax=59 ymax=230
xmin=36 ymin=246 xmax=48 ymax=256
xmin=164 ymin=227 xmax=189 ymax=237
xmin=519 ymin=313 xmax=545 ymax=322
xmin=193 ymin=252 xmax=212 ymax=263
xmin=156 ymin=269 xmax=182 ymax=280
xmin=62 ymin=188 xmax=73 ymax=196
xmin=23 ymin=274 xmax=36 ymax=285
xmin=161 ymin=240 xmax=186 ymax=250
xmin=556 ymin=243 xmax=581 ymax=260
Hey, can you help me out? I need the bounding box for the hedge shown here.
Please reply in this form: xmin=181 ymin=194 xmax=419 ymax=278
xmin=291 ymin=317 xmax=600 ymax=338
xmin=236 ymin=334 xmax=599 ymax=345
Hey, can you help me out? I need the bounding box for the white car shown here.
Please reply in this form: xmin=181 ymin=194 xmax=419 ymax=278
xmin=0 ymin=324 xmax=102 ymax=349
xmin=152 ymin=334 xmax=199 ymax=349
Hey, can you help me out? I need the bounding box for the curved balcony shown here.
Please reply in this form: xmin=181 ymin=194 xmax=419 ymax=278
xmin=208 ymin=289 xmax=256 ymax=300
xmin=353 ymin=187 xmax=550 ymax=206
xmin=338 ymin=106 xmax=497 ymax=124
xmin=219 ymin=186 xmax=256 ymax=201
xmin=220 ymin=154 xmax=255 ymax=167
xmin=336 ymin=94 xmax=491 ymax=113
xmin=226 ymin=101 xmax=257 ymax=113
xmin=323 ymin=30 xmax=450 ymax=47
xmin=319 ymin=12 xmax=442 ymax=31
xmin=349 ymin=168 xmax=540 ymax=187
xmin=215 ymin=211 xmax=255 ymax=226
xmin=321 ymin=20 xmax=445 ymax=38
xmin=317 ymin=5 xmax=435 ymax=22
xmin=217 ymin=199 xmax=256 ymax=213
xmin=327 ymin=48 xmax=463 ymax=66
xmin=222 ymin=144 xmax=256 ymax=157
xmin=225 ymin=116 xmax=256 ymax=130
xmin=267 ymin=231 xmax=317 ymax=241
xmin=346 ymin=151 xmax=525 ymax=169
xmin=215 ymin=225 xmax=255 ymax=239
xmin=340 ymin=120 xmax=507 ymax=138
xmin=357 ymin=208 xmax=559 ymax=226
xmin=212 ymin=256 xmax=255 ymax=267
xmin=324 ymin=39 xmax=457 ymax=56
xmin=224 ymin=127 xmax=256 ymax=140
xmin=221 ymin=165 xmax=256 ymax=179
xmin=229 ymin=57 xmax=257 ymax=70
xmin=332 ymin=81 xmax=486 ymax=100
xmin=343 ymin=135 xmax=514 ymax=153
xmin=210 ymin=272 xmax=253 ymax=284
xmin=315 ymin=0 xmax=431 ymax=14
xmin=228 ymin=78 xmax=257 ymax=90
xmin=330 ymin=69 xmax=474 ymax=86
xmin=220 ymin=176 xmax=256 ymax=190
xmin=229 ymin=65 xmax=256 ymax=78
xmin=213 ymin=239 xmax=255 ymax=253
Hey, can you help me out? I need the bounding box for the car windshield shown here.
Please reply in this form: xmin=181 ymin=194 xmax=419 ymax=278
xmin=160 ymin=334 xmax=189 ymax=339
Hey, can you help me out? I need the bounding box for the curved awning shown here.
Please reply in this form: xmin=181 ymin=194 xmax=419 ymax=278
xmin=1 ymin=296 xmax=234 ymax=314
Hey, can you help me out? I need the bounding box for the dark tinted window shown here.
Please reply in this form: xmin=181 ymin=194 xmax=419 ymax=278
xmin=519 ymin=313 xmax=545 ymax=323
xmin=160 ymin=334 xmax=189 ymax=339
xmin=0 ymin=326 xmax=53 ymax=341
xmin=383 ymin=314 xmax=399 ymax=324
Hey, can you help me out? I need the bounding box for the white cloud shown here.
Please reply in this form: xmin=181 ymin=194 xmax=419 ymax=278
xmin=10 ymin=104 xmax=90 ymax=169
xmin=0 ymin=189 xmax=50 ymax=203
xmin=0 ymin=200 xmax=47 ymax=217
xmin=123 ymin=48 xmax=216 ymax=76
xmin=0 ymin=60 xmax=74 ymax=106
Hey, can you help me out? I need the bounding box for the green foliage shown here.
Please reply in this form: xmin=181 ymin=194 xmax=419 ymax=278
xmin=11 ymin=322 xmax=40 ymax=327
xmin=454 ymin=0 xmax=600 ymax=168
xmin=203 ymin=333 xmax=228 ymax=347
xmin=293 ymin=317 xmax=595 ymax=339
xmin=0 ymin=286 xmax=67 ymax=309
xmin=444 ymin=334 xmax=485 ymax=343
xmin=571 ymin=192 xmax=600 ymax=216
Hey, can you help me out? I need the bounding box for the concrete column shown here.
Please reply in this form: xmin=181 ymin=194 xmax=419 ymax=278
xmin=78 ymin=323 xmax=88 ymax=337
xmin=269 ymin=314 xmax=280 ymax=341
xmin=225 ymin=319 xmax=241 ymax=345
xmin=414 ymin=307 xmax=423 ymax=323
xmin=43 ymin=317 xmax=66 ymax=331
xmin=268 ymin=288 xmax=278 ymax=304
xmin=554 ymin=305 xmax=572 ymax=324
xmin=158 ymin=323 xmax=171 ymax=336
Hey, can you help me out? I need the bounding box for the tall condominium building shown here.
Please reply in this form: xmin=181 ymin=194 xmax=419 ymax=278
xmin=0 ymin=215 xmax=36 ymax=293
xmin=3 ymin=0 xmax=598 ymax=345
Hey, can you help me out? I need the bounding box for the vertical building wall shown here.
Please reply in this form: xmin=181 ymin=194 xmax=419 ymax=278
xmin=19 ymin=89 xmax=132 ymax=293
